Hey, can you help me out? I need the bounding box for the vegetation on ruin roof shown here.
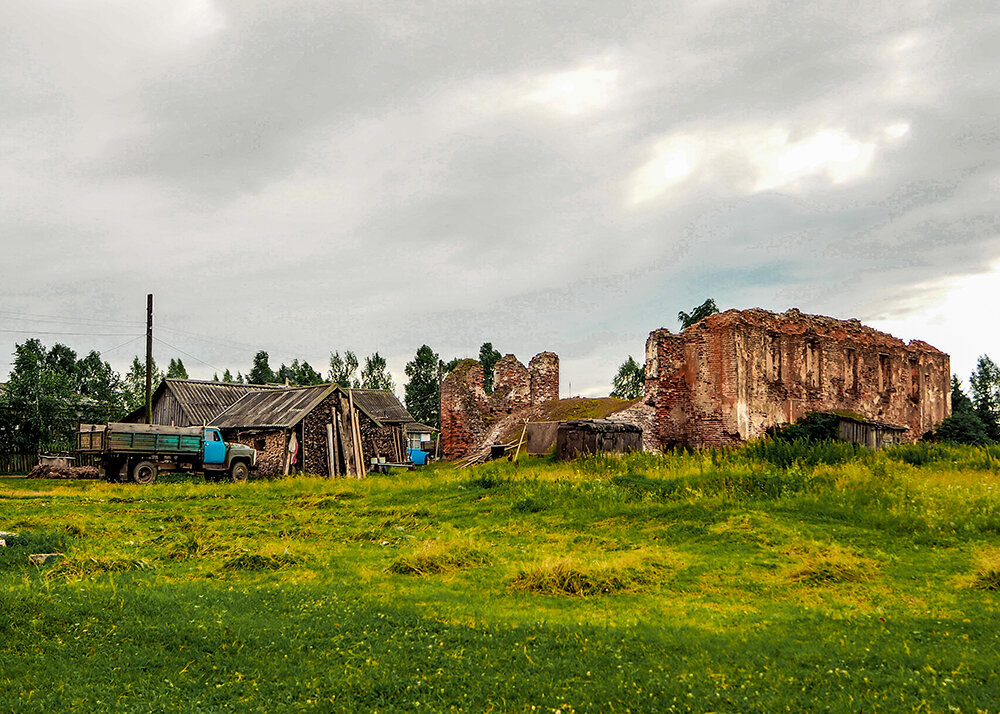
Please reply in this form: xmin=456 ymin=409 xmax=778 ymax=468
xmin=497 ymin=396 xmax=640 ymax=443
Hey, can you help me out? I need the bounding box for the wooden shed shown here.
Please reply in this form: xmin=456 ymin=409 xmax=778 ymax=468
xmin=211 ymin=385 xmax=414 ymax=478
xmin=121 ymin=379 xmax=281 ymax=427
xmin=555 ymin=419 xmax=642 ymax=460
xmin=835 ymin=415 xmax=908 ymax=450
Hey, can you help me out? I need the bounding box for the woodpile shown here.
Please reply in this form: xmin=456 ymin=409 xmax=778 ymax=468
xmin=230 ymin=431 xmax=286 ymax=477
xmin=28 ymin=464 xmax=100 ymax=479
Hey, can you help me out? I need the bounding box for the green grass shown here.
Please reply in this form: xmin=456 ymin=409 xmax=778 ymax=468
xmin=2 ymin=442 xmax=1000 ymax=711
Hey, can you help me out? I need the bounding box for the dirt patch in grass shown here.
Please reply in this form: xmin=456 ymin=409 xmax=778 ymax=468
xmin=388 ymin=540 xmax=491 ymax=576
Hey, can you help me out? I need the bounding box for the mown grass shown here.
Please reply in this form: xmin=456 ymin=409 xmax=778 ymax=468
xmin=1 ymin=441 xmax=1000 ymax=711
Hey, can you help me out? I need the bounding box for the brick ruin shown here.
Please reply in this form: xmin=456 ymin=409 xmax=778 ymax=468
xmin=440 ymin=352 xmax=559 ymax=459
xmin=438 ymin=310 xmax=951 ymax=459
xmin=643 ymin=308 xmax=951 ymax=449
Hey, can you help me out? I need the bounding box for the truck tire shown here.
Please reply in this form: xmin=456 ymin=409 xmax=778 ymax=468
xmin=132 ymin=460 xmax=157 ymax=485
xmin=229 ymin=461 xmax=249 ymax=483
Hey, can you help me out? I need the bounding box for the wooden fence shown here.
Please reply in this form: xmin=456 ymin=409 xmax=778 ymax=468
xmin=0 ymin=453 xmax=99 ymax=475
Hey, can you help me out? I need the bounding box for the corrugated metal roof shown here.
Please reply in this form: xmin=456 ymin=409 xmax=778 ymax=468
xmin=349 ymin=389 xmax=413 ymax=423
xmin=211 ymin=384 xmax=338 ymax=429
xmin=404 ymin=421 xmax=437 ymax=433
xmin=165 ymin=379 xmax=280 ymax=426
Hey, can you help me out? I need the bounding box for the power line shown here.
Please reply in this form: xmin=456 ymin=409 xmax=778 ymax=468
xmin=152 ymin=336 xmax=224 ymax=373
xmin=0 ymin=309 xmax=144 ymax=328
xmin=0 ymin=328 xmax=137 ymax=337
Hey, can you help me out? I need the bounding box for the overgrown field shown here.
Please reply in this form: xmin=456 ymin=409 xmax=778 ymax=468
xmin=3 ymin=442 xmax=1000 ymax=712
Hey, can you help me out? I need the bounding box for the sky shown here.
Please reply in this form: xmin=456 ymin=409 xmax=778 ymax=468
xmin=1 ymin=0 xmax=998 ymax=397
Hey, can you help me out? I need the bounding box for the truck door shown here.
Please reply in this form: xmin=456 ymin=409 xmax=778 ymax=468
xmin=204 ymin=429 xmax=226 ymax=464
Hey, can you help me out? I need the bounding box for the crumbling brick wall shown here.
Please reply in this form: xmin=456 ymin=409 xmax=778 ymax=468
xmin=529 ymin=352 xmax=560 ymax=404
xmin=440 ymin=360 xmax=489 ymax=459
xmin=644 ymin=308 xmax=951 ymax=449
xmin=440 ymin=351 xmax=559 ymax=459
xmin=491 ymin=355 xmax=531 ymax=414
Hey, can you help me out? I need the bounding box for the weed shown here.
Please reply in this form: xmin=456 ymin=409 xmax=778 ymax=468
xmin=387 ymin=541 xmax=491 ymax=576
xmin=508 ymin=556 xmax=665 ymax=596
xmin=223 ymin=550 xmax=304 ymax=571
xmin=787 ymin=545 xmax=872 ymax=585
xmin=511 ymin=497 xmax=546 ymax=513
xmin=46 ymin=556 xmax=149 ymax=580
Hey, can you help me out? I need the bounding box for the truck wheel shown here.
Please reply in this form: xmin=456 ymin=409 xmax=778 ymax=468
xmin=229 ymin=462 xmax=249 ymax=483
xmin=132 ymin=461 xmax=157 ymax=485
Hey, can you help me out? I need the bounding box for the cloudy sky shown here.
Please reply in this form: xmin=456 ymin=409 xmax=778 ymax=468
xmin=1 ymin=0 xmax=998 ymax=396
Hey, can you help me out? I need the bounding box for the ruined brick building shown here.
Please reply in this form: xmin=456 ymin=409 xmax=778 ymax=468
xmin=440 ymin=352 xmax=558 ymax=459
xmin=644 ymin=308 xmax=950 ymax=448
xmin=438 ymin=309 xmax=952 ymax=459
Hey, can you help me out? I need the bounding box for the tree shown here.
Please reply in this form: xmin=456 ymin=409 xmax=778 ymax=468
xmin=293 ymin=360 xmax=323 ymax=386
xmin=479 ymin=342 xmax=502 ymax=394
xmin=328 ymin=350 xmax=360 ymax=388
xmin=248 ymin=351 xmax=275 ymax=385
xmin=166 ymin=358 xmax=188 ymax=379
xmin=0 ymin=341 xmax=126 ymax=451
xmin=970 ymin=355 xmax=1000 ymax=441
xmin=221 ymin=368 xmax=234 ymax=383
xmin=611 ymin=356 xmax=644 ymax=399
xmin=75 ymin=350 xmax=127 ymax=424
xmin=361 ymin=352 xmax=395 ymax=392
xmin=0 ymin=340 xmax=77 ymax=451
xmin=404 ymin=345 xmax=440 ymax=427
xmin=124 ymin=356 xmax=164 ymax=412
xmin=935 ymin=374 xmax=995 ymax=445
xmin=677 ymin=298 xmax=719 ymax=330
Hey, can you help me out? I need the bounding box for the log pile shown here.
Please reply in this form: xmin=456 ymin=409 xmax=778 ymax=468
xmin=230 ymin=431 xmax=287 ymax=477
xmin=28 ymin=464 xmax=99 ymax=479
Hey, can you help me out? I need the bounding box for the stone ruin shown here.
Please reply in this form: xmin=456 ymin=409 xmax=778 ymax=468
xmin=440 ymin=351 xmax=558 ymax=459
xmin=438 ymin=309 xmax=952 ymax=459
xmin=643 ymin=308 xmax=951 ymax=449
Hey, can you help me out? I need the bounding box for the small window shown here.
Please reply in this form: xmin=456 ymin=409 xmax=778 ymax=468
xmin=206 ymin=430 xmax=220 ymax=442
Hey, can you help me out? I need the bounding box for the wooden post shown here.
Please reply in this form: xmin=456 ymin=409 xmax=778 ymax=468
xmin=353 ymin=408 xmax=365 ymax=476
xmin=348 ymin=390 xmax=364 ymax=477
xmin=329 ymin=407 xmax=340 ymax=478
xmin=513 ymin=420 xmax=529 ymax=463
xmin=283 ymin=431 xmax=291 ymax=476
xmin=337 ymin=401 xmax=355 ymax=477
xmin=326 ymin=423 xmax=335 ymax=478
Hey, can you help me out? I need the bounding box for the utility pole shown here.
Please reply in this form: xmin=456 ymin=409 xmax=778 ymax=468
xmin=434 ymin=359 xmax=443 ymax=460
xmin=145 ymin=293 xmax=153 ymax=424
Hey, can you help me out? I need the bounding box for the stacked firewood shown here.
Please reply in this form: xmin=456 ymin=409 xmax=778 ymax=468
xmin=28 ymin=464 xmax=99 ymax=480
xmin=302 ymin=409 xmax=336 ymax=476
xmin=231 ymin=431 xmax=286 ymax=477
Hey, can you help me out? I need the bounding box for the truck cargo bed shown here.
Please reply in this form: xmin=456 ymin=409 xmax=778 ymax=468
xmin=77 ymin=423 xmax=204 ymax=456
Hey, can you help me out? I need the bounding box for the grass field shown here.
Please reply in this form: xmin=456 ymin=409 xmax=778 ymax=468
xmin=2 ymin=443 xmax=1000 ymax=712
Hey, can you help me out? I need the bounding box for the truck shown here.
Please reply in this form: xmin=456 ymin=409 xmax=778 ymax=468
xmin=77 ymin=423 xmax=257 ymax=485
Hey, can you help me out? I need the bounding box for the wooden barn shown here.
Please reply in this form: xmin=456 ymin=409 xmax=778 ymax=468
xmin=121 ymin=379 xmax=280 ymax=427
xmin=210 ymin=385 xmax=415 ymax=478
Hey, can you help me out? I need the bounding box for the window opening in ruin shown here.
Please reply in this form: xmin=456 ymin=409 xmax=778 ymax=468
xmin=805 ymin=341 xmax=821 ymax=388
xmin=767 ymin=335 xmax=782 ymax=382
xmin=844 ymin=348 xmax=857 ymax=393
xmin=909 ymin=358 xmax=920 ymax=400
xmin=878 ymin=354 xmax=890 ymax=393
